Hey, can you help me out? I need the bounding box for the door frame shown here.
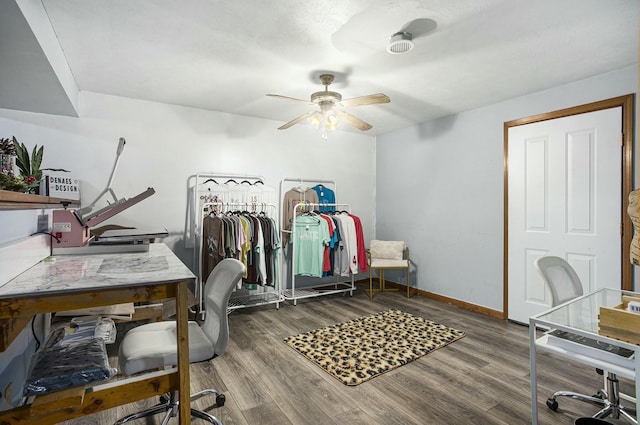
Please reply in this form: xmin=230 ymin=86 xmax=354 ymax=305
xmin=503 ymin=94 xmax=635 ymax=320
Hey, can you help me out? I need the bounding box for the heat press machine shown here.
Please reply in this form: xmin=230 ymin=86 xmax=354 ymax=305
xmin=51 ymin=137 xmax=167 ymax=255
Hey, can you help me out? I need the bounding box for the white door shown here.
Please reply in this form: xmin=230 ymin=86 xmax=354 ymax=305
xmin=508 ymin=107 xmax=621 ymax=324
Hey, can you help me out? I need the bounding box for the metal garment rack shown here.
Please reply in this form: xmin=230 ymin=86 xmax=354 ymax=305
xmin=283 ymin=202 xmax=356 ymax=305
xmin=200 ymin=202 xmax=282 ymax=313
xmin=185 ymin=172 xmax=267 ymax=249
xmin=187 ymin=172 xmax=282 ymax=316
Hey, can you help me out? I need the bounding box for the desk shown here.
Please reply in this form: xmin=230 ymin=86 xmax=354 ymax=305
xmin=0 ymin=243 xmax=195 ymax=425
xmin=529 ymin=288 xmax=640 ymax=424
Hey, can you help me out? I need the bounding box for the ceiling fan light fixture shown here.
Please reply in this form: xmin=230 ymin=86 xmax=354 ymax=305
xmin=308 ymin=112 xmax=321 ymax=128
xmin=387 ymin=31 xmax=414 ymax=55
xmin=268 ymin=72 xmax=389 ymax=136
xmin=319 ymin=107 xmax=339 ymax=141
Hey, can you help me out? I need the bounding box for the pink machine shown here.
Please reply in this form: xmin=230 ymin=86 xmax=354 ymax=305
xmin=51 ymin=138 xmax=162 ymax=254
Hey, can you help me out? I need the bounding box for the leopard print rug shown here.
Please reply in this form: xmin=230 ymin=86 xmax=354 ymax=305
xmin=283 ymin=309 xmax=465 ymax=386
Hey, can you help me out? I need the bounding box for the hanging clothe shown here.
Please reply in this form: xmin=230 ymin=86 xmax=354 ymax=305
xmin=349 ymin=214 xmax=368 ymax=273
xmin=293 ymin=214 xmax=330 ymax=278
xmin=201 ymin=209 xmax=279 ymax=287
xmin=281 ymin=187 xmax=319 ymax=246
xmin=333 ymin=213 xmax=358 ymax=275
xmin=312 ymin=184 xmax=336 ymax=213
xmin=291 ymin=210 xmax=366 ymax=279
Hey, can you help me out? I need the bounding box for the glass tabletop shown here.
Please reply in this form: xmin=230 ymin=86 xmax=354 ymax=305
xmin=532 ymin=288 xmax=639 ymax=337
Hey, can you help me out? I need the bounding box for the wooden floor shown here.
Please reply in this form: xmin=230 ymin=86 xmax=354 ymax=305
xmin=62 ymin=286 xmax=635 ymax=425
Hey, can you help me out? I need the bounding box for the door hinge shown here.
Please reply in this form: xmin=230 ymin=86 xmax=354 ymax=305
xmin=621 ymin=133 xmax=624 ymax=146
xmin=621 ymin=222 xmax=624 ymax=236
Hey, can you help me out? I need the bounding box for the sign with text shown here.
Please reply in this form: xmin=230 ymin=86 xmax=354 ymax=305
xmin=41 ymin=173 xmax=81 ymax=200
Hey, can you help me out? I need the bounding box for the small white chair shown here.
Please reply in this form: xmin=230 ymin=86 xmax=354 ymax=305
xmin=115 ymin=258 xmax=245 ymax=425
xmin=366 ymin=240 xmax=411 ymax=300
xmin=535 ymin=256 xmax=636 ymax=423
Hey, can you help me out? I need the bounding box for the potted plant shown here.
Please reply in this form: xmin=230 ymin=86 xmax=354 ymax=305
xmin=0 ymin=137 xmax=28 ymax=191
xmin=0 ymin=137 xmax=17 ymax=175
xmin=13 ymin=137 xmax=44 ymax=194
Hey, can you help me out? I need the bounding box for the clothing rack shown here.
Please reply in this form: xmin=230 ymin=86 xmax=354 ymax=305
xmin=185 ymin=172 xmax=280 ymax=317
xmin=279 ymin=177 xmax=337 ymax=191
xmin=185 ymin=172 xmax=267 ymax=249
xmin=284 ymin=202 xmax=356 ymax=305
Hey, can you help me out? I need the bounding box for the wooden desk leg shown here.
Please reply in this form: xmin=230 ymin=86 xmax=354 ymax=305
xmin=176 ymin=280 xmax=191 ymax=425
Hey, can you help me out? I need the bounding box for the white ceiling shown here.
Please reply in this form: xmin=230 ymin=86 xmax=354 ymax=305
xmin=2 ymin=0 xmax=638 ymax=135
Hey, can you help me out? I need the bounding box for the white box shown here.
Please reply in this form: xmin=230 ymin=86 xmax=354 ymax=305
xmin=41 ymin=173 xmax=80 ymax=200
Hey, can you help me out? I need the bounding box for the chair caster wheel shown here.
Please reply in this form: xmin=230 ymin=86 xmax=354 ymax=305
xmin=546 ymin=398 xmax=558 ymax=411
xmin=216 ymin=393 xmax=225 ymax=407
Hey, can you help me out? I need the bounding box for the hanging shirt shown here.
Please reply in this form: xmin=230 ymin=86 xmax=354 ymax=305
xmin=334 ymin=213 xmax=358 ymax=274
xmin=312 ymin=184 xmax=336 ymax=212
xmin=293 ymin=215 xmax=330 ymax=277
xmin=281 ymin=187 xmax=319 ymax=246
xmin=331 ymin=216 xmax=350 ymax=276
xmin=349 ymin=214 xmax=368 ymax=273
xmin=319 ymin=214 xmax=335 ymax=273
xmin=201 ymin=215 xmax=225 ymax=283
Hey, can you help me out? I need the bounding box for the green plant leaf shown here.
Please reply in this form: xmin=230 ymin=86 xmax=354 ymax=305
xmin=31 ymin=145 xmax=43 ymax=177
xmin=13 ymin=139 xmax=30 ymax=177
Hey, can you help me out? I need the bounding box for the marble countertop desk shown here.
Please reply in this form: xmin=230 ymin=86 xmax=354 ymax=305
xmin=0 ymin=243 xmax=196 ymax=425
xmin=0 ymin=243 xmax=195 ymax=298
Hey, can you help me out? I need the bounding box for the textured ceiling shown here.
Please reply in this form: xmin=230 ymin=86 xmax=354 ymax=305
xmin=5 ymin=0 xmax=639 ymax=135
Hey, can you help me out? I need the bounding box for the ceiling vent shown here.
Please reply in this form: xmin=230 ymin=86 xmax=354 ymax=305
xmin=386 ymin=31 xmax=414 ymax=55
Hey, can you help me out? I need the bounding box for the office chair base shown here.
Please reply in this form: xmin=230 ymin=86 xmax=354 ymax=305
xmin=547 ymin=373 xmax=637 ymax=425
xmin=114 ymin=389 xmax=225 ymax=425
xmin=547 ymin=391 xmax=606 ymax=411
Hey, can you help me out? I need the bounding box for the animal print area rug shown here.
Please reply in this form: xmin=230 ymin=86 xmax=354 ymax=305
xmin=283 ymin=309 xmax=465 ymax=386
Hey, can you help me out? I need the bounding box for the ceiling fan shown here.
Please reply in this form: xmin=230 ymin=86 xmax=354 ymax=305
xmin=267 ymin=74 xmax=390 ymax=139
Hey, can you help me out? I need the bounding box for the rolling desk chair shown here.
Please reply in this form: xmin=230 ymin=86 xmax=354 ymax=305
xmin=115 ymin=258 xmax=245 ymax=425
xmin=535 ymin=256 xmax=636 ymax=423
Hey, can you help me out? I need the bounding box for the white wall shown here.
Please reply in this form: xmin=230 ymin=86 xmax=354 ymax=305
xmin=375 ymin=65 xmax=638 ymax=312
xmin=0 ymin=91 xmax=376 ymax=269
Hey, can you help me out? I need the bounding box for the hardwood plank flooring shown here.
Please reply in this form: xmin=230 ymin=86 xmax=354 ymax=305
xmin=60 ymin=287 xmax=635 ymax=425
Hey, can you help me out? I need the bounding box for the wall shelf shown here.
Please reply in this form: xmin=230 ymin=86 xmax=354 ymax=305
xmin=0 ymin=190 xmax=79 ymax=210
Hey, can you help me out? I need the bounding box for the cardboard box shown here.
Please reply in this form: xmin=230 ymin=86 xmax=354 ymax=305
xmin=599 ymin=295 xmax=640 ymax=345
xmin=40 ymin=173 xmax=80 ymax=200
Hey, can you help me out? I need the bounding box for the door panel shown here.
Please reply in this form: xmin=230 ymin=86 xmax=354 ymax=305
xmin=507 ymin=107 xmax=621 ymax=323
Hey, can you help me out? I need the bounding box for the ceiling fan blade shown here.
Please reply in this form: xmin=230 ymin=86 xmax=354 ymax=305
xmin=337 ymin=110 xmax=373 ymax=131
xmin=278 ymin=111 xmax=316 ymax=130
xmin=267 ymin=94 xmax=313 ymax=105
xmin=340 ymin=93 xmax=390 ymax=107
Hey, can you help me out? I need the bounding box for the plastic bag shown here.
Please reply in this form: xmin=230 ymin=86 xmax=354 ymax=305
xmin=23 ymin=337 xmax=116 ymax=396
xmin=44 ymin=316 xmax=117 ymax=348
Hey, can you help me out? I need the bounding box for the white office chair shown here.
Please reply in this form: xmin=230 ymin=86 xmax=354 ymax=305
xmin=115 ymin=258 xmax=245 ymax=425
xmin=535 ymin=256 xmax=636 ymax=423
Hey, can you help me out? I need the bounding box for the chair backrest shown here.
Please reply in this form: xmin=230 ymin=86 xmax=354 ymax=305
xmin=200 ymin=258 xmax=245 ymax=355
xmin=370 ymin=240 xmax=405 ymax=260
xmin=534 ymin=256 xmax=583 ymax=307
